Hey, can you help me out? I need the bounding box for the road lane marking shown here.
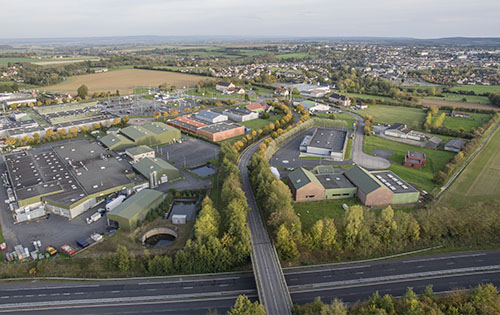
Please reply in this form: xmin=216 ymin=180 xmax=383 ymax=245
xmin=286 ymin=264 xmax=371 ymax=275
xmin=111 ymin=291 xmax=120 ymax=293
xmin=403 ymin=253 xmax=486 ymax=263
xmin=2 ymin=285 xmax=100 ymax=292
xmin=183 ymin=287 xmax=193 ymax=289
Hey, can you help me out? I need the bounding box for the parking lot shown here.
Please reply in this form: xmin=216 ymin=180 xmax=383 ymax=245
xmin=157 ymin=135 xmax=220 ymax=168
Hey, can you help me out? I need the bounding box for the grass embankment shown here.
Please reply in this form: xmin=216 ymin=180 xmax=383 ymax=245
xmin=239 ymin=115 xmax=282 ymax=130
xmin=364 ymin=136 xmax=455 ymax=192
xmin=440 ymin=125 xmax=500 ymax=208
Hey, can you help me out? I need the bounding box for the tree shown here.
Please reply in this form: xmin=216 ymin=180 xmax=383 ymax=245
xmin=194 ymin=201 xmax=220 ymax=241
xmin=275 ymin=224 xmax=299 ymax=261
xmin=77 ymin=85 xmax=89 ymax=99
xmin=310 ymin=218 xmax=337 ymax=251
xmin=121 ymin=116 xmax=130 ymax=124
xmin=375 ymin=206 xmax=397 ymax=243
xmin=244 ymin=93 xmax=250 ymax=101
xmin=227 ymin=295 xmax=265 ymax=315
xmin=344 ymin=205 xmax=364 ymax=248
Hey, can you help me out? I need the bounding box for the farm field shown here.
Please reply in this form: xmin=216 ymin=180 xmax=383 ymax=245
xmin=440 ymin=111 xmax=493 ymax=131
xmin=0 ymin=57 xmax=98 ymax=65
xmin=358 ymin=105 xmax=426 ymax=130
xmin=425 ymin=94 xmax=491 ymax=105
xmin=419 ymin=98 xmax=499 ymax=111
xmin=364 ymin=136 xmax=455 ymax=192
xmin=449 ymin=85 xmax=500 ymax=95
xmin=43 ymin=69 xmax=206 ymax=95
xmin=440 ymin=125 xmax=500 ymax=208
xmin=239 ymin=115 xmax=282 ymax=130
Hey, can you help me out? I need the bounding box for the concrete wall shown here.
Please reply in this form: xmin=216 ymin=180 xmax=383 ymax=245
xmin=128 ymin=151 xmax=155 ymax=162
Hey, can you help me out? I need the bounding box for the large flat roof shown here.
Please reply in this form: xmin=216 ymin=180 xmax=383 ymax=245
xmin=316 ymin=173 xmax=355 ymax=190
xmin=133 ymin=157 xmax=178 ymax=178
xmin=308 ymin=128 xmax=347 ymax=152
xmin=52 ymin=140 xmax=134 ymax=196
xmin=371 ymin=171 xmax=418 ymax=194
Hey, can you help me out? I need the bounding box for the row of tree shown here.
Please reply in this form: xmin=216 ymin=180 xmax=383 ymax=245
xmin=295 ymin=283 xmax=500 ymax=315
xmin=434 ymin=113 xmax=500 ymax=185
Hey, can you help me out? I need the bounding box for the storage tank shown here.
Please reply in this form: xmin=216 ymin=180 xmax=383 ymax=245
xmin=106 ymin=195 xmax=126 ymax=211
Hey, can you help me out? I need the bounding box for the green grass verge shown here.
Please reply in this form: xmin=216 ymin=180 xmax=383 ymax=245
xmin=345 ymin=138 xmax=353 ymax=160
xmin=443 ymin=112 xmax=493 ymax=131
xmin=440 ymin=125 xmax=500 ymax=208
xmin=449 ymin=85 xmax=500 ymax=95
xmin=293 ymin=198 xmax=360 ymax=230
xmin=239 ymin=115 xmax=282 ymax=130
xmin=425 ymin=94 xmax=491 ymax=104
xmin=364 ymin=136 xmax=455 ymax=192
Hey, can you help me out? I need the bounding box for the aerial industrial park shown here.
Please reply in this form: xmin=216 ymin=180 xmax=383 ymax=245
xmin=0 ymin=1 xmax=500 ymax=313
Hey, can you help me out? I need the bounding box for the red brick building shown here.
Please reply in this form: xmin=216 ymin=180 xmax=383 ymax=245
xmin=404 ymin=151 xmax=426 ymax=169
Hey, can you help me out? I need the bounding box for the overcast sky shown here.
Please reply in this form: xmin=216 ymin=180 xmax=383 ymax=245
xmin=1 ymin=0 xmax=499 ymax=39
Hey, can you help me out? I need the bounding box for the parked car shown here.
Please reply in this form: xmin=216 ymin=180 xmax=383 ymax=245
xmin=76 ymin=239 xmax=90 ymax=248
xmin=45 ymin=246 xmax=57 ymax=256
xmin=61 ymin=244 xmax=76 ymax=256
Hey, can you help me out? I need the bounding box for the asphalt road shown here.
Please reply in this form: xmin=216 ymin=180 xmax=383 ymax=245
xmin=1 ymin=250 xmax=500 ymax=313
xmin=238 ymin=139 xmax=293 ymax=315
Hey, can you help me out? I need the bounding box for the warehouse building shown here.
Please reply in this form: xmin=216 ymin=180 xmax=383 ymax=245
xmin=304 ymin=128 xmax=348 ymax=161
xmin=120 ymin=122 xmax=181 ymax=146
xmin=223 ymin=108 xmax=259 ymax=122
xmin=344 ymin=166 xmax=394 ymax=206
xmin=288 ymin=168 xmax=325 ymax=202
xmin=5 ymin=140 xmax=143 ymax=220
xmin=371 ymin=171 xmax=420 ymax=204
xmin=100 ymin=134 xmax=134 ymax=151
xmin=126 ymin=145 xmax=155 ymax=162
xmin=107 ymin=189 xmax=165 ymax=231
xmin=197 ymin=123 xmax=245 ymax=142
xmin=316 ymin=173 xmax=357 ymax=200
xmin=288 ymin=165 xmax=419 ymax=206
xmin=133 ymin=157 xmax=182 ymax=187
xmin=195 ymin=110 xmax=228 ymax=123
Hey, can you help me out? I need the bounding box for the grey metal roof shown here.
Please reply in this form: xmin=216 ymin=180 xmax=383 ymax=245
xmin=316 ymin=174 xmax=355 ymax=189
xmin=308 ymin=128 xmax=347 ymax=152
xmin=408 ymin=151 xmax=426 ymax=159
xmin=199 ymin=122 xmax=243 ymax=134
xmin=288 ymin=168 xmax=322 ymax=190
xmin=445 ymin=139 xmax=466 ymax=150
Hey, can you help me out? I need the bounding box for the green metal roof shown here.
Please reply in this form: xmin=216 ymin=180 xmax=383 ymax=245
xmin=120 ymin=125 xmax=150 ymax=141
xmin=141 ymin=122 xmax=176 ymax=135
xmin=344 ymin=165 xmax=382 ymax=194
xmin=108 ymin=189 xmax=164 ymax=220
xmin=100 ymin=134 xmax=133 ymax=148
xmin=133 ymin=157 xmax=178 ymax=177
xmin=126 ymin=145 xmax=154 ymax=156
xmin=288 ymin=167 xmax=323 ymax=190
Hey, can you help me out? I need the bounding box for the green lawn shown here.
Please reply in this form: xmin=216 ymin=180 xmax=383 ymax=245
xmin=276 ymin=52 xmax=310 ymax=59
xmin=449 ymin=85 xmax=500 ymax=95
xmin=342 ymin=92 xmax=388 ymax=102
xmin=442 ymin=112 xmax=493 ymax=131
xmin=345 ymin=138 xmax=353 ymax=160
xmin=440 ymin=125 xmax=500 ymax=208
xmin=313 ymin=112 xmax=357 ymax=129
xmin=360 ymin=105 xmax=426 ymax=130
xmin=239 ymin=115 xmax=282 ymax=130
xmin=425 ymin=94 xmax=491 ymax=104
xmin=364 ymin=136 xmax=455 ymax=192
xmin=293 ymin=198 xmax=360 ymax=230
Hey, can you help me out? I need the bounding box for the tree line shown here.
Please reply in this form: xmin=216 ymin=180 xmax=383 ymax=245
xmin=295 ymin=283 xmax=500 ymax=315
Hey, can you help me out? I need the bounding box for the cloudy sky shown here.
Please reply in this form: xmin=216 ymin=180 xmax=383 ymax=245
xmin=1 ymin=0 xmax=499 ymax=39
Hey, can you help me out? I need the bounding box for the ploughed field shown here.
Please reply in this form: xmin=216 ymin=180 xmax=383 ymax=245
xmin=43 ymin=69 xmax=206 ymax=94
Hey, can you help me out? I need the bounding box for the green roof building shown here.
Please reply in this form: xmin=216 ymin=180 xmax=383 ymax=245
xmin=133 ymin=157 xmax=182 ymax=187
xmin=288 ymin=168 xmax=325 ymax=202
xmin=120 ymin=122 xmax=181 ymax=146
xmin=125 ymin=145 xmax=155 ymax=162
xmin=100 ymin=134 xmax=134 ymax=151
xmin=107 ymin=189 xmax=165 ymax=231
xmin=344 ymin=165 xmax=393 ymax=206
